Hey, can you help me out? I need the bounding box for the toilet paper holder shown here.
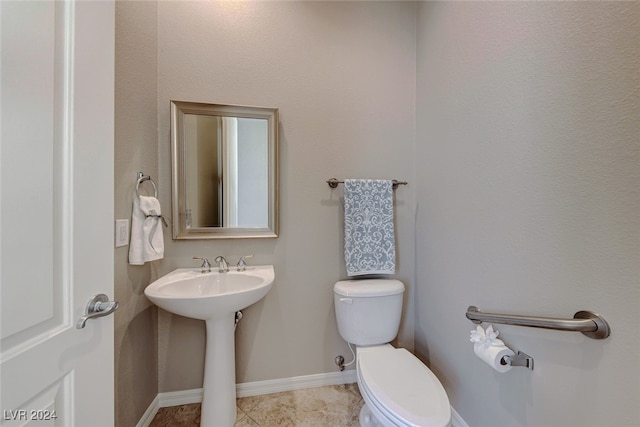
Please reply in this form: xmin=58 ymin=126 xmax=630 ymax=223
xmin=501 ymin=350 xmax=534 ymax=370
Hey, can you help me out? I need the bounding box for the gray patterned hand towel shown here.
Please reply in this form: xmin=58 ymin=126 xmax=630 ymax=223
xmin=344 ymin=179 xmax=396 ymax=276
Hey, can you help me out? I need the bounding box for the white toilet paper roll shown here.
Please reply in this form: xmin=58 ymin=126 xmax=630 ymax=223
xmin=474 ymin=343 xmax=514 ymax=373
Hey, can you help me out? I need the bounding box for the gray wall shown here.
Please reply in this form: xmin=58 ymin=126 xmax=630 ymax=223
xmin=116 ymin=0 xmax=417 ymax=397
xmin=114 ymin=2 xmax=161 ymax=427
xmin=156 ymin=0 xmax=417 ymax=391
xmin=415 ymin=2 xmax=640 ymax=426
xmin=115 ymin=1 xmax=640 ymax=426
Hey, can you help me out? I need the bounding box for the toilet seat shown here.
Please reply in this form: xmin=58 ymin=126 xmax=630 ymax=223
xmin=357 ymin=346 xmax=451 ymax=427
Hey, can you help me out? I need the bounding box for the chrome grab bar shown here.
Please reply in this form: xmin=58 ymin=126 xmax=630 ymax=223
xmin=466 ymin=306 xmax=611 ymax=340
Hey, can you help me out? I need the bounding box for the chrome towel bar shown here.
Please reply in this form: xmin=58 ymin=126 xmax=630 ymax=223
xmin=466 ymin=306 xmax=611 ymax=340
xmin=326 ymin=178 xmax=408 ymax=189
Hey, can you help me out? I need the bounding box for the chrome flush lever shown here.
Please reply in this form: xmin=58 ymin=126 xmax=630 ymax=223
xmin=76 ymin=294 xmax=119 ymax=329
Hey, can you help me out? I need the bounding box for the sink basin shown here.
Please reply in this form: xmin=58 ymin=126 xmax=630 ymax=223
xmin=144 ymin=266 xmax=274 ymax=320
xmin=144 ymin=265 xmax=274 ymax=427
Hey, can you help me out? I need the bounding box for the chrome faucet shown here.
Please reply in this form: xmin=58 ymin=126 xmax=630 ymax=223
xmin=236 ymin=254 xmax=254 ymax=271
xmin=193 ymin=256 xmax=212 ymax=273
xmin=214 ymin=255 xmax=229 ymax=273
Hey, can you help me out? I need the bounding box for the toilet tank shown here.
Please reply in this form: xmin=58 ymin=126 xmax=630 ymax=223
xmin=334 ymin=279 xmax=405 ymax=346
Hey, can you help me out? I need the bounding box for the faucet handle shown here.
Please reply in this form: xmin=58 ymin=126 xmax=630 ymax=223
xmin=193 ymin=256 xmax=211 ymax=273
xmin=214 ymin=255 xmax=229 ymax=273
xmin=236 ymin=255 xmax=254 ymax=271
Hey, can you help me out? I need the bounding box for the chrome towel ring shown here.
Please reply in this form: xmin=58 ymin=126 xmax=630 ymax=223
xmin=136 ymin=171 xmax=158 ymax=198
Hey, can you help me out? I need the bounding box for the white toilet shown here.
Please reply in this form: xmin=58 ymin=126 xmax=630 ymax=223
xmin=334 ymin=279 xmax=451 ymax=427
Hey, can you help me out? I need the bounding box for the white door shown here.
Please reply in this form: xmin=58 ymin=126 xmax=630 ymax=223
xmin=1 ymin=1 xmax=115 ymax=426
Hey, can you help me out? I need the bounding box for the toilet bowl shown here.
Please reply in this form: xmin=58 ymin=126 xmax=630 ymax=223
xmin=334 ymin=279 xmax=451 ymax=427
xmin=357 ymin=345 xmax=450 ymax=427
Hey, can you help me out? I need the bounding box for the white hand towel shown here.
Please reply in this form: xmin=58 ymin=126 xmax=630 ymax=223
xmin=129 ymin=195 xmax=165 ymax=265
xmin=344 ymin=179 xmax=396 ymax=276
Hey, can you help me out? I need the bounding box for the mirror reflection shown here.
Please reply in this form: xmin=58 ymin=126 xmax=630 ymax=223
xmin=171 ymin=101 xmax=278 ymax=239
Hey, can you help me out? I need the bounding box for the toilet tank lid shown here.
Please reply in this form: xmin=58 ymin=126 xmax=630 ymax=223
xmin=334 ymin=279 xmax=404 ymax=297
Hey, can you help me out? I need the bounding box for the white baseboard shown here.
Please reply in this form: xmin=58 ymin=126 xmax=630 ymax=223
xmin=136 ymin=370 xmax=469 ymax=427
xmin=236 ymin=369 xmax=358 ymax=397
xmin=451 ymin=406 xmax=470 ymax=427
xmin=135 ymin=395 xmax=159 ymax=427
xmin=159 ymin=387 xmax=204 ymax=406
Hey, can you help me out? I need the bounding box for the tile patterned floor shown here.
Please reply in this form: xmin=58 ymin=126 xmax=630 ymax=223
xmin=150 ymin=383 xmax=364 ymax=427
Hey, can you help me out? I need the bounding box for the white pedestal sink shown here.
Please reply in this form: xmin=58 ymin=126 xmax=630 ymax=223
xmin=144 ymin=265 xmax=274 ymax=427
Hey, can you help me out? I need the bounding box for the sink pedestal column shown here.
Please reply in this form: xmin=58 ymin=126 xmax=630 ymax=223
xmin=201 ymin=313 xmax=236 ymax=427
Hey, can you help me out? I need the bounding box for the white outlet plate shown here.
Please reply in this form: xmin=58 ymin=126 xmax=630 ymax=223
xmin=115 ymin=219 xmax=129 ymax=247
